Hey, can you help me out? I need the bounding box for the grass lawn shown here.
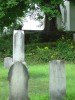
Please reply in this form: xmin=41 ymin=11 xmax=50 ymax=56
xmin=0 ymin=62 xmax=75 ymax=100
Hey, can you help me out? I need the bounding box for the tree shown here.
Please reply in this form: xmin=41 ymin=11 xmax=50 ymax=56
xmin=0 ymin=0 xmax=63 ymax=32
xmin=0 ymin=0 xmax=29 ymax=27
xmin=35 ymin=0 xmax=62 ymax=32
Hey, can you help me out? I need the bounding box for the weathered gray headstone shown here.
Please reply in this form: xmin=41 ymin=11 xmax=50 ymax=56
xmin=4 ymin=57 xmax=13 ymax=69
xmin=4 ymin=30 xmax=29 ymax=100
xmin=4 ymin=30 xmax=26 ymax=69
xmin=8 ymin=62 xmax=29 ymax=100
xmin=13 ymin=30 xmax=24 ymax=62
xmin=49 ymin=60 xmax=66 ymax=100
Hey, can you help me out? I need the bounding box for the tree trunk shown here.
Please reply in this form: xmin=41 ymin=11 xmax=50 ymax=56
xmin=44 ymin=15 xmax=57 ymax=32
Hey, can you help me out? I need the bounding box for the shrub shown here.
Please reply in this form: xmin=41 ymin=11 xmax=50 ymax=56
xmin=26 ymin=39 xmax=75 ymax=62
xmin=0 ymin=35 xmax=12 ymax=58
xmin=36 ymin=46 xmax=51 ymax=62
xmin=0 ymin=34 xmax=75 ymax=62
xmin=56 ymin=39 xmax=75 ymax=61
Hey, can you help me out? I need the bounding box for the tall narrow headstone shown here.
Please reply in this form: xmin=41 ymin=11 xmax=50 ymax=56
xmin=4 ymin=30 xmax=29 ymax=100
xmin=13 ymin=30 xmax=25 ymax=62
xmin=4 ymin=30 xmax=27 ymax=69
xmin=49 ymin=60 xmax=66 ymax=100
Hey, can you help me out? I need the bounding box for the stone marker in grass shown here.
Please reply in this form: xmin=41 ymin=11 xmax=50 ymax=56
xmin=4 ymin=30 xmax=29 ymax=100
xmin=8 ymin=61 xmax=29 ymax=100
xmin=49 ymin=60 xmax=66 ymax=100
xmin=4 ymin=30 xmax=25 ymax=69
xmin=4 ymin=57 xmax=13 ymax=69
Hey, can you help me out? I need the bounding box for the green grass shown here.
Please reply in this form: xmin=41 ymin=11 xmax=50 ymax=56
xmin=0 ymin=62 xmax=75 ymax=100
xmin=0 ymin=62 xmax=9 ymax=100
xmin=66 ymin=63 xmax=75 ymax=100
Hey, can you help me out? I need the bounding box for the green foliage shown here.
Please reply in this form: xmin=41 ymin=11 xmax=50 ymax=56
xmin=29 ymin=0 xmax=63 ymax=20
xmin=56 ymin=39 xmax=75 ymax=61
xmin=40 ymin=0 xmax=63 ymax=19
xmin=0 ymin=0 xmax=29 ymax=27
xmin=36 ymin=46 xmax=51 ymax=62
xmin=0 ymin=34 xmax=75 ymax=62
xmin=0 ymin=34 xmax=12 ymax=59
xmin=25 ymin=39 xmax=75 ymax=62
xmin=0 ymin=0 xmax=63 ymax=28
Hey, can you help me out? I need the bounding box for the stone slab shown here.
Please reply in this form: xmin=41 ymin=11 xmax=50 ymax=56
xmin=49 ymin=60 xmax=66 ymax=100
xmin=4 ymin=57 xmax=13 ymax=69
xmin=13 ymin=30 xmax=25 ymax=62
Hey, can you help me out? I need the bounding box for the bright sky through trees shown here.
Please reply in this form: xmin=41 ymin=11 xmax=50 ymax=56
xmin=22 ymin=16 xmax=45 ymax=30
xmin=22 ymin=4 xmax=45 ymax=30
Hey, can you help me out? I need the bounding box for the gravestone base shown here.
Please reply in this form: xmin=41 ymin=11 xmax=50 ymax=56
xmin=8 ymin=62 xmax=29 ymax=100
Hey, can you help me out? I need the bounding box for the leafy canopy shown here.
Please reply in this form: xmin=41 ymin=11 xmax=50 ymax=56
xmin=0 ymin=0 xmax=63 ymax=28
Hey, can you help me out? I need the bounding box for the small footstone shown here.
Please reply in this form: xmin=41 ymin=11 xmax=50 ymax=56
xmin=49 ymin=60 xmax=66 ymax=100
xmin=4 ymin=57 xmax=13 ymax=69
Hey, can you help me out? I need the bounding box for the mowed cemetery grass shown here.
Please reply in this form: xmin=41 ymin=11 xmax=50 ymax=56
xmin=0 ymin=62 xmax=75 ymax=100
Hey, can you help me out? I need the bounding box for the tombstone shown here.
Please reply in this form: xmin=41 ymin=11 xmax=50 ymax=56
xmin=13 ymin=30 xmax=25 ymax=62
xmin=4 ymin=30 xmax=27 ymax=69
xmin=57 ymin=0 xmax=75 ymax=31
xmin=4 ymin=30 xmax=29 ymax=100
xmin=8 ymin=62 xmax=29 ymax=100
xmin=4 ymin=57 xmax=13 ymax=69
xmin=49 ymin=60 xmax=66 ymax=100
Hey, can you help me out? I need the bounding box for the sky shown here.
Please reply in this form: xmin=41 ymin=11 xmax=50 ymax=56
xmin=22 ymin=16 xmax=45 ymax=30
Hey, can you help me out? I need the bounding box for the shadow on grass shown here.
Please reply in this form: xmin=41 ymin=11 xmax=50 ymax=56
xmin=30 ymin=73 xmax=47 ymax=79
